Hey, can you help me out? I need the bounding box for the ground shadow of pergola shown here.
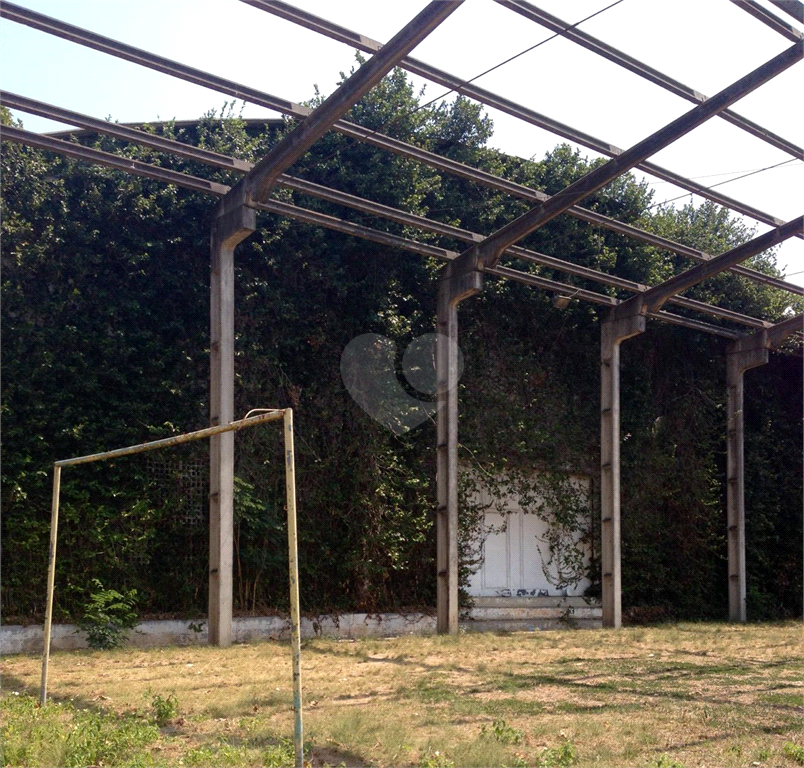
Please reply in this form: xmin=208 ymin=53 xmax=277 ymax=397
xmin=2 ymin=0 xmax=802 ymax=644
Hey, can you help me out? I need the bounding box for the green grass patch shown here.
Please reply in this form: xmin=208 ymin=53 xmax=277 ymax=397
xmin=1 ymin=692 xmax=159 ymax=767
xmin=2 ymin=621 xmax=801 ymax=767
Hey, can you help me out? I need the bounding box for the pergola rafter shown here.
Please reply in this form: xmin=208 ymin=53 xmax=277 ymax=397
xmin=732 ymin=0 xmax=804 ymax=40
xmin=768 ymin=0 xmax=804 ymax=23
xmin=1 ymin=0 xmax=802 ymax=641
xmin=3 ymin=120 xmax=753 ymax=343
xmin=249 ymin=0 xmax=804 ymax=226
xmin=2 ymin=1 xmax=800 ymax=296
xmin=461 ymin=40 xmax=802 ymax=272
xmin=499 ymin=0 xmax=803 ymax=161
xmin=0 ymin=96 xmax=776 ymax=332
xmin=616 ymin=217 xmax=804 ymax=319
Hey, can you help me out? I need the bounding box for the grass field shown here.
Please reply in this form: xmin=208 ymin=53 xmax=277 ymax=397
xmin=1 ymin=621 xmax=802 ymax=767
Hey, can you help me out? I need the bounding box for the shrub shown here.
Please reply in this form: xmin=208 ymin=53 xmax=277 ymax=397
xmin=78 ymin=579 xmax=139 ymax=650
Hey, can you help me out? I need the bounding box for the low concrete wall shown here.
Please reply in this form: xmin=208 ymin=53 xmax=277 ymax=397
xmin=1 ymin=613 xmax=437 ymax=655
xmin=2 ymin=600 xmax=601 ymax=655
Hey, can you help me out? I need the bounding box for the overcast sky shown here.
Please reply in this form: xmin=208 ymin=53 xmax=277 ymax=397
xmin=2 ymin=0 xmax=802 ymax=285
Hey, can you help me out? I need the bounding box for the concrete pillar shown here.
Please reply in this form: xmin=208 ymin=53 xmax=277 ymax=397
xmin=600 ymin=313 xmax=644 ymax=628
xmin=725 ymin=338 xmax=768 ymax=623
xmin=208 ymin=205 xmax=255 ymax=646
xmin=436 ymin=263 xmax=482 ymax=634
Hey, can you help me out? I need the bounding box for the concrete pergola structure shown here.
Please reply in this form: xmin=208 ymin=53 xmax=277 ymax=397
xmin=2 ymin=0 xmax=802 ymax=643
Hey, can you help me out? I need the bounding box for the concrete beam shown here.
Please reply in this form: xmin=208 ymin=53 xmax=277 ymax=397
xmin=4 ymin=112 xmax=777 ymax=334
xmin=600 ymin=311 xmax=645 ymax=628
xmin=766 ymin=313 xmax=804 ymax=348
xmin=615 ymin=217 xmax=804 ymax=320
xmin=463 ymin=41 xmax=802 ymax=269
xmin=208 ymin=205 xmax=256 ymax=647
xmin=436 ymin=263 xmax=482 ymax=634
xmin=228 ymin=1 xmax=460 ymax=207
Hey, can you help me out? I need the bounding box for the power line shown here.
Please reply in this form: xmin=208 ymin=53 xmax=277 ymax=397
xmin=413 ymin=0 xmax=627 ymax=114
xmin=308 ymin=0 xmax=627 ymax=170
xmin=648 ymin=161 xmax=803 ymax=185
xmin=648 ymin=158 xmax=799 ymax=210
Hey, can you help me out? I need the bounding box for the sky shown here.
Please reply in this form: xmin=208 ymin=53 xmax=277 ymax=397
xmin=2 ymin=0 xmax=802 ymax=286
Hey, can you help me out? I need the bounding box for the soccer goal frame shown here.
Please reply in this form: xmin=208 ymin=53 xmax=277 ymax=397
xmin=40 ymin=407 xmax=304 ymax=763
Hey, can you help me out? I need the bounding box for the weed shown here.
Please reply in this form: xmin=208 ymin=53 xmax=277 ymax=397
xmin=0 ymin=691 xmax=158 ymax=767
xmin=78 ymin=578 xmax=139 ymax=650
xmin=149 ymin=692 xmax=179 ymax=726
xmin=757 ymin=745 xmax=772 ymax=761
xmin=1 ymin=621 xmax=800 ymax=768
xmin=783 ymin=742 xmax=804 ymax=765
xmin=185 ymin=742 xmax=252 ymax=767
xmin=480 ymin=718 xmax=524 ymax=745
xmin=535 ymin=741 xmax=576 ymax=767
xmin=652 ymin=755 xmax=684 ymax=768
xmin=418 ymin=747 xmax=455 ymax=767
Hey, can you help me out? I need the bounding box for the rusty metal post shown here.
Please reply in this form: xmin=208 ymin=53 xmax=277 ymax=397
xmin=282 ymin=408 xmax=303 ymax=766
xmin=209 ymin=205 xmax=256 ymax=646
xmin=40 ymin=464 xmax=61 ymax=704
xmin=436 ymin=261 xmax=482 ymax=634
xmin=600 ymin=312 xmax=644 ymax=628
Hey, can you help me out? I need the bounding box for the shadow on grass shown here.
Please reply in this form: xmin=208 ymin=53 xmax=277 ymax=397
xmin=1 ymin=671 xmax=121 ymax=718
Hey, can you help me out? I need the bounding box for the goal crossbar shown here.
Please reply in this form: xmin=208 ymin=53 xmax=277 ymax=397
xmin=40 ymin=407 xmax=304 ymax=764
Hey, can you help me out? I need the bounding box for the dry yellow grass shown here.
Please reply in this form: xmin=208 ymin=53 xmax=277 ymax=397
xmin=2 ymin=620 xmax=802 ymax=767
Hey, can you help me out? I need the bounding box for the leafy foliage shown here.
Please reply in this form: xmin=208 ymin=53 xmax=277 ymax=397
xmin=0 ymin=692 xmax=159 ymax=767
xmin=1 ymin=64 xmax=801 ymax=626
xmin=78 ymin=579 xmax=139 ymax=650
xmin=148 ymin=691 xmax=179 ymax=727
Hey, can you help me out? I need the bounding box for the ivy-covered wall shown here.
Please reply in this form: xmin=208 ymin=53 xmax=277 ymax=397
xmin=2 ymin=66 xmax=801 ymax=624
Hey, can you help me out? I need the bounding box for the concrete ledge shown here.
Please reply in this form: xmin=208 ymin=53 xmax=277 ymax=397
xmin=2 ymin=603 xmax=601 ymax=655
xmin=463 ymin=597 xmax=602 ymax=632
xmin=462 ymin=618 xmax=602 ymax=632
xmin=469 ymin=606 xmax=601 ymax=620
xmin=1 ymin=613 xmax=438 ymax=655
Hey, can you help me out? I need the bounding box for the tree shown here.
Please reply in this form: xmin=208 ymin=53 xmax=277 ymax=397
xmin=1 ymin=66 xmax=800 ymax=624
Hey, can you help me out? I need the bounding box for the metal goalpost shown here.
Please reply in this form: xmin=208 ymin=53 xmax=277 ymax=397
xmin=40 ymin=407 xmax=304 ymax=766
